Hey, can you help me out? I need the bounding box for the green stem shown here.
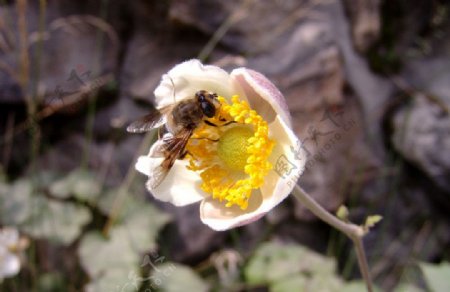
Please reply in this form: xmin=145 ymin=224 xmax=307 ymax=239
xmin=292 ymin=185 xmax=373 ymax=292
xmin=102 ymin=131 xmax=157 ymax=236
xmin=81 ymin=0 xmax=109 ymax=168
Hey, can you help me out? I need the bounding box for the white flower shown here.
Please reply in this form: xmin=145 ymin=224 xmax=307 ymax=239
xmin=0 ymin=227 xmax=27 ymax=281
xmin=136 ymin=59 xmax=306 ymax=231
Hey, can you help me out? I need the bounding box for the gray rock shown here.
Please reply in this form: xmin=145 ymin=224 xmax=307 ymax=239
xmin=392 ymin=94 xmax=450 ymax=191
xmin=238 ymin=2 xmax=380 ymax=219
xmin=402 ymin=58 xmax=450 ymax=105
xmin=0 ymin=1 xmax=120 ymax=105
xmin=329 ymin=0 xmax=394 ymax=159
xmin=392 ymin=56 xmax=450 ymax=192
xmin=169 ymin=0 xmax=302 ymax=55
xmin=342 ymin=0 xmax=381 ymax=53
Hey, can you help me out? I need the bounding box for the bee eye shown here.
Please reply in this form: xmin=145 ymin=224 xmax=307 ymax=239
xmin=196 ymin=91 xmax=206 ymax=101
xmin=201 ymin=102 xmax=215 ymax=118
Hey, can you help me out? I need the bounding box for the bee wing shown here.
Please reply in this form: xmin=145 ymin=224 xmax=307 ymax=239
xmin=126 ymin=106 xmax=172 ymax=133
xmin=145 ymin=128 xmax=194 ymax=190
xmin=146 ymin=165 xmax=169 ymax=191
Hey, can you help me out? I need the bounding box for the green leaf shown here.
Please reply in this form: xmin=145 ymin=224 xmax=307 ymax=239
xmin=394 ymin=283 xmax=422 ymax=292
xmin=271 ymin=273 xmax=345 ymax=292
xmin=150 ymin=263 xmax=209 ymax=292
xmin=37 ymin=272 xmax=65 ymax=292
xmin=245 ymin=243 xmax=381 ymax=292
xmin=0 ymin=179 xmax=33 ymax=225
xmin=420 ymin=262 xmax=450 ymax=292
xmin=49 ymin=169 xmax=101 ymax=203
xmin=85 ymin=267 xmax=141 ymax=292
xmin=79 ymin=231 xmax=143 ymax=291
xmin=341 ymin=280 xmax=382 ymax=292
xmin=121 ymin=204 xmax=172 ymax=253
xmin=270 ymin=275 xmax=306 ymax=292
xmin=336 ymin=205 xmax=349 ymax=220
xmin=21 ymin=196 xmax=92 ymax=244
xmin=71 ymin=170 xmax=102 ymax=203
xmin=0 ymin=178 xmax=92 ymax=244
xmin=79 ymin=195 xmax=171 ymax=291
xmin=49 ymin=175 xmax=74 ymax=199
xmin=245 ymin=242 xmax=336 ymax=285
xmin=97 ymin=190 xmax=172 ymax=252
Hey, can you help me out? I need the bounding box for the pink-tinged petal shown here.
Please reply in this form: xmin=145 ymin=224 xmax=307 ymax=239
xmin=260 ymin=116 xmax=306 ymax=200
xmin=135 ymin=156 xmax=208 ymax=206
xmin=231 ymin=68 xmax=291 ymax=126
xmin=154 ymin=59 xmax=234 ymax=109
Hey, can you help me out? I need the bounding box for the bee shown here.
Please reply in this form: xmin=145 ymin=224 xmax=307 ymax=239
xmin=127 ymin=90 xmax=221 ymax=189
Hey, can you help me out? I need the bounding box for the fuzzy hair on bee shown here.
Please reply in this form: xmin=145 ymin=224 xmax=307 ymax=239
xmin=127 ymin=89 xmax=220 ymax=189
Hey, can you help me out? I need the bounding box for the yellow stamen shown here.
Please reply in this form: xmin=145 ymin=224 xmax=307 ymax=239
xmin=185 ymin=95 xmax=275 ymax=210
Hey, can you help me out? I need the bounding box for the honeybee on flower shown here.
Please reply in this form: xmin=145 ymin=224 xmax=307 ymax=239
xmin=132 ymin=59 xmax=306 ymax=231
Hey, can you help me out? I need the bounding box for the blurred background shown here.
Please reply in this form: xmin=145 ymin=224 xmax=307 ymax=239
xmin=0 ymin=0 xmax=449 ymax=291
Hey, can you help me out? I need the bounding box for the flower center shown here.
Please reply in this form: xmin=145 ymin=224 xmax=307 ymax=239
xmin=217 ymin=126 xmax=253 ymax=171
xmin=185 ymin=95 xmax=274 ymax=210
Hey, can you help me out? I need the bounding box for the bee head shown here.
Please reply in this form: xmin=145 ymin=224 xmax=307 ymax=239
xmin=195 ymin=90 xmax=219 ymax=118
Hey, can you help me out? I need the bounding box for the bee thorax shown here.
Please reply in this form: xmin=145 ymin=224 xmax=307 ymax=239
xmin=172 ymin=100 xmax=204 ymax=129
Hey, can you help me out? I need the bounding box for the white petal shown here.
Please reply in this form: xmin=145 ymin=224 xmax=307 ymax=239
xmin=0 ymin=250 xmax=20 ymax=278
xmin=135 ymin=155 xmax=163 ymax=177
xmin=200 ymin=116 xmax=306 ymax=231
xmin=154 ymin=59 xmax=235 ymax=109
xmin=135 ymin=156 xmax=208 ymax=206
xmin=230 ymin=68 xmax=291 ymax=126
xmin=0 ymin=228 xmax=19 ymax=247
xmin=200 ymin=190 xmax=266 ymax=231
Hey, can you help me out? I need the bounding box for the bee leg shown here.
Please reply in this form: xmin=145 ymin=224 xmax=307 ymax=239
xmin=180 ymin=150 xmax=191 ymax=159
xmin=221 ymin=121 xmax=236 ymax=126
xmin=204 ymin=120 xmax=236 ymax=127
xmin=158 ymin=125 xmax=169 ymax=140
xmin=190 ymin=137 xmax=219 ymax=142
xmin=204 ymin=120 xmax=218 ymax=127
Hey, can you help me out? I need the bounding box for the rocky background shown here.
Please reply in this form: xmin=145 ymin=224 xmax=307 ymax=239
xmin=0 ymin=0 xmax=449 ymax=291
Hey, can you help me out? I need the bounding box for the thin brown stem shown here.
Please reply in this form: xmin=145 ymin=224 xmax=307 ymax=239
xmin=292 ymin=185 xmax=373 ymax=292
xmin=352 ymin=236 xmax=373 ymax=292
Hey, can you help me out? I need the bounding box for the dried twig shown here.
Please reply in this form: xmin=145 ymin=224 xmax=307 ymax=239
xmin=0 ymin=7 xmax=16 ymax=53
xmin=197 ymin=0 xmax=252 ymax=61
xmin=16 ymin=0 xmax=30 ymax=101
xmin=0 ymin=73 xmax=114 ymax=146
